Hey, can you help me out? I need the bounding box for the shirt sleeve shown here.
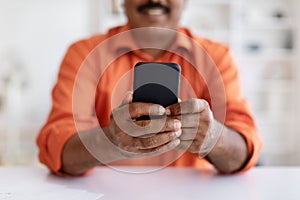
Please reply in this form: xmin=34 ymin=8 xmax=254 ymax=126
xmin=204 ymin=42 xmax=263 ymax=173
xmin=36 ymin=40 xmax=100 ymax=176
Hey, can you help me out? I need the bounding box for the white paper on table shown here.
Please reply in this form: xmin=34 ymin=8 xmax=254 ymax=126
xmin=0 ymin=182 xmax=103 ymax=200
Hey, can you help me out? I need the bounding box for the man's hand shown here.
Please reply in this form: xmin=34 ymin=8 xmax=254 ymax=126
xmin=167 ymin=98 xmax=249 ymax=173
xmin=104 ymin=100 xmax=181 ymax=158
xmin=166 ymin=98 xmax=220 ymax=157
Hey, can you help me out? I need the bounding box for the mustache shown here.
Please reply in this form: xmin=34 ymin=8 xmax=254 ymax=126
xmin=137 ymin=1 xmax=170 ymax=13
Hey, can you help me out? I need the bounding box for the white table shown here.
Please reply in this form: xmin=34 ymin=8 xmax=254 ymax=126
xmin=0 ymin=166 xmax=299 ymax=200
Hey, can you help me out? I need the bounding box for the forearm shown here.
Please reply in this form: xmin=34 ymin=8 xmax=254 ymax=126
xmin=207 ymin=120 xmax=248 ymax=173
xmin=61 ymin=127 xmax=124 ymax=175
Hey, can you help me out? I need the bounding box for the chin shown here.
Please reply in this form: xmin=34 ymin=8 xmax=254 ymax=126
xmin=137 ymin=22 xmax=172 ymax=29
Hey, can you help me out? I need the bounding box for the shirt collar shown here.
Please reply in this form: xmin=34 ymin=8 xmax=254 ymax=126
xmin=108 ymin=24 xmax=194 ymax=56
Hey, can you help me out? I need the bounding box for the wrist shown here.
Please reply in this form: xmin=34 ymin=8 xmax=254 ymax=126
xmin=95 ymin=126 xmax=126 ymax=162
xmin=199 ymin=119 xmax=223 ymax=159
xmin=204 ymin=121 xmax=248 ymax=173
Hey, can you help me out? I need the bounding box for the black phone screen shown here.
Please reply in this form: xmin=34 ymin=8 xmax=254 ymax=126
xmin=133 ymin=62 xmax=181 ymax=108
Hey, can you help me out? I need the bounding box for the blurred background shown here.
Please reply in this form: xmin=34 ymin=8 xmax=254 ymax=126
xmin=0 ymin=0 xmax=299 ymax=166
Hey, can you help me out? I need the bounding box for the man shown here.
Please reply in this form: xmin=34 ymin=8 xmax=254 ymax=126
xmin=37 ymin=0 xmax=262 ymax=176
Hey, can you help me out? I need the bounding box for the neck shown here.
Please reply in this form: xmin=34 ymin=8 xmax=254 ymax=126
xmin=141 ymin=48 xmax=166 ymax=60
xmin=132 ymin=27 xmax=177 ymax=59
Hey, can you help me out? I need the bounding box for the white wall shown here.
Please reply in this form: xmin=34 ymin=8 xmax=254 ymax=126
xmin=0 ymin=0 xmax=92 ymax=165
xmin=293 ymin=0 xmax=300 ymax=164
xmin=0 ymin=0 xmax=92 ymax=120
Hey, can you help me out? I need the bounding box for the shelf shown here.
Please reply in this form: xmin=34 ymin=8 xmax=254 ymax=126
xmin=236 ymin=49 xmax=295 ymax=61
xmin=237 ymin=24 xmax=293 ymax=31
xmin=241 ymin=0 xmax=294 ymax=5
xmin=189 ymin=0 xmax=232 ymax=5
xmin=191 ymin=29 xmax=230 ymax=43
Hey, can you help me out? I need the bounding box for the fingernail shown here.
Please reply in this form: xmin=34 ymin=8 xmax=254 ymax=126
xmin=175 ymin=129 xmax=182 ymax=137
xmin=174 ymin=120 xmax=181 ymax=129
xmin=150 ymin=105 xmax=165 ymax=115
xmin=166 ymin=108 xmax=171 ymax=115
xmin=174 ymin=139 xmax=180 ymax=146
xmin=158 ymin=106 xmax=166 ymax=115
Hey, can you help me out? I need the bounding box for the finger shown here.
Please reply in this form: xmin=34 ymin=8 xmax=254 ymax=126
xmin=120 ymin=139 xmax=180 ymax=158
xmin=112 ymin=104 xmax=172 ymax=138
xmin=134 ymin=130 xmax=181 ymax=149
xmin=120 ymin=91 xmax=133 ymax=106
xmin=179 ymin=128 xmax=198 ymax=141
xmin=180 ymin=113 xmax=201 ymax=128
xmin=134 ymin=118 xmax=181 ymax=134
xmin=113 ymin=102 xmax=166 ymax=121
xmin=176 ymin=140 xmax=193 ymax=151
xmin=176 ymin=140 xmax=202 ymax=154
xmin=138 ymin=139 xmax=180 ymax=155
xmin=128 ymin=103 xmax=166 ymax=119
xmin=166 ymin=98 xmax=210 ymax=116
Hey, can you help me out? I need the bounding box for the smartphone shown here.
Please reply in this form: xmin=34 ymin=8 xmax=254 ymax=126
xmin=133 ymin=62 xmax=181 ymax=108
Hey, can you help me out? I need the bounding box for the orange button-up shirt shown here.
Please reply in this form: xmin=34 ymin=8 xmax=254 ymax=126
xmin=37 ymin=24 xmax=262 ymax=175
